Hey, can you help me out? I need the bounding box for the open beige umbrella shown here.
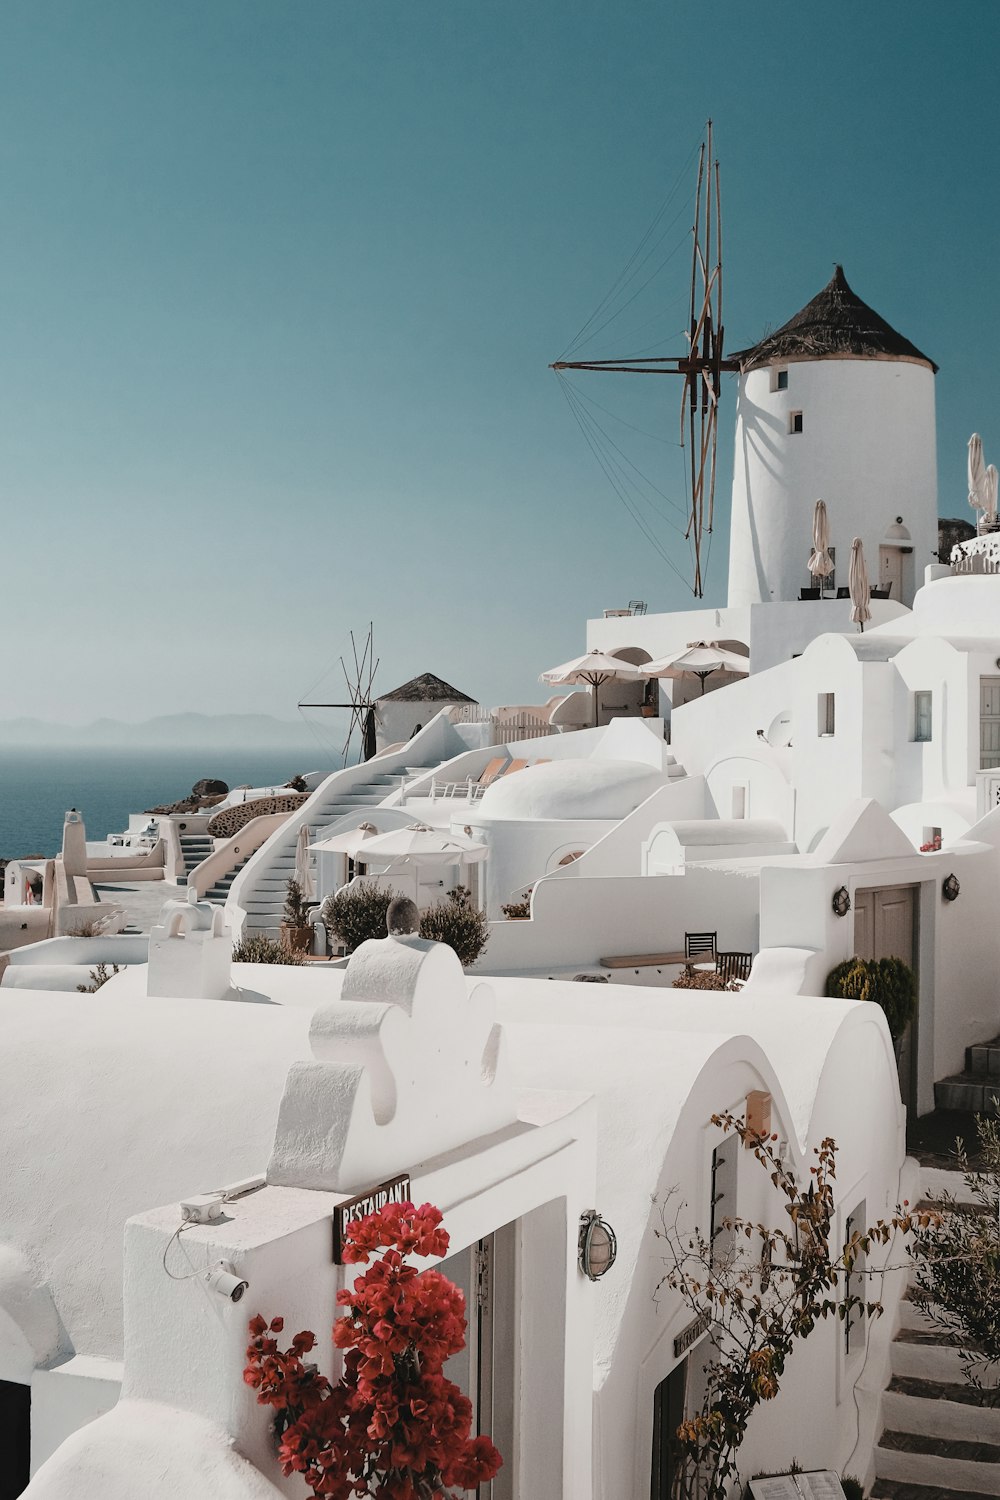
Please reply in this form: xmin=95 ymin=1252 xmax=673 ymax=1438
xmin=849 ymin=537 xmax=871 ymax=632
xmin=807 ymin=499 xmax=834 ymax=586
xmin=645 ymin=641 xmax=750 ymax=695
xmin=359 ymin=822 xmax=489 ymax=865
xmin=309 ymin=821 xmax=379 ymax=859
xmin=540 ymin=649 xmax=644 ymax=727
xmin=969 ymin=433 xmax=989 ymax=515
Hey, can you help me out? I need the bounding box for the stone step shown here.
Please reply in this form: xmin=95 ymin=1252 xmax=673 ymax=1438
xmin=891 ymin=1335 xmax=997 ymax=1386
xmin=884 ymin=1375 xmax=1000 ymax=1444
xmin=934 ymin=1075 xmax=1000 ymax=1114
xmin=875 ymin=1428 xmax=1000 ymax=1496
xmin=873 ymin=1480 xmax=1000 ymax=1500
xmin=967 ymin=1038 xmax=1000 ymax=1080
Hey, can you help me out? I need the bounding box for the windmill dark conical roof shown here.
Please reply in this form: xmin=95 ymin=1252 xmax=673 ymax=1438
xmin=734 ymin=266 xmax=937 ymax=372
xmin=377 ymin=672 xmax=477 ymax=704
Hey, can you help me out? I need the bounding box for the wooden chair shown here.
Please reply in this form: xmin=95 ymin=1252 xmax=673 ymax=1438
xmin=716 ymin=951 xmax=753 ymax=985
xmin=684 ymin=931 xmax=717 ymax=963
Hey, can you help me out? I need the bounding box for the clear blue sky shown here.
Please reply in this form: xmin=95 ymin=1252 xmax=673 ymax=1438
xmin=3 ymin=1 xmax=999 ymax=728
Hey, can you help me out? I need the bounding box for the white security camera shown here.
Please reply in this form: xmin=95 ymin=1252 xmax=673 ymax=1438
xmin=205 ymin=1261 xmax=249 ymax=1303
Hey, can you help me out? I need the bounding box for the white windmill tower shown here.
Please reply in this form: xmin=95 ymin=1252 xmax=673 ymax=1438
xmin=726 ymin=266 xmax=938 ymax=609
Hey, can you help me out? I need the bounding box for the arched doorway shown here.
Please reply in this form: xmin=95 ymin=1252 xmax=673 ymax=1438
xmin=607 ymin=648 xmax=656 ymax=722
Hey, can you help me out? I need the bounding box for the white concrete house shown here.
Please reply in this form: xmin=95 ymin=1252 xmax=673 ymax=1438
xmin=0 ymin=918 xmax=909 ymax=1500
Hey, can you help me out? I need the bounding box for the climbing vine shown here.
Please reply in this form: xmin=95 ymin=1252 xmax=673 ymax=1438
xmin=658 ymin=1113 xmax=930 ymax=1500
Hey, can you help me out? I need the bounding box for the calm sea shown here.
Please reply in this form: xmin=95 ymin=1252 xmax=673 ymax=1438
xmin=0 ymin=747 xmax=338 ymax=859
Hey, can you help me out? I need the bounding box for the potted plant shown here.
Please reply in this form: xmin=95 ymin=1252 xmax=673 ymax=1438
xmin=825 ymin=954 xmax=917 ymax=1051
xmin=501 ymin=888 xmax=532 ymax=920
xmin=280 ymin=877 xmax=313 ymax=955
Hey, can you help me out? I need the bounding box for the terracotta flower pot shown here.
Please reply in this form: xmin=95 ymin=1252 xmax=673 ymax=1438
xmin=280 ymin=922 xmax=312 ymax=954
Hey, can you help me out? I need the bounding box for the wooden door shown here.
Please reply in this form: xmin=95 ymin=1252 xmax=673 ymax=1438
xmin=650 ymin=1361 xmax=686 ymax=1499
xmin=854 ymin=885 xmax=918 ymax=1106
xmin=981 ymin=677 xmax=1000 ymax=769
xmin=879 ymin=546 xmax=903 ymax=599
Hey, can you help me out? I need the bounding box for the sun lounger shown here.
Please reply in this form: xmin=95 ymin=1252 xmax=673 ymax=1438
xmin=432 ymin=757 xmax=507 ymax=803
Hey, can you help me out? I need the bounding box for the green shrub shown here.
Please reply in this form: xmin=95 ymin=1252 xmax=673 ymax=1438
xmin=825 ymin=955 xmax=916 ymax=1041
xmin=76 ymin=962 xmax=121 ymax=993
xmin=322 ymin=881 xmax=397 ymax=954
xmin=283 ymin=876 xmax=310 ymax=926
xmin=419 ymin=887 xmax=490 ymax=968
xmin=232 ymin=933 xmax=306 ymax=965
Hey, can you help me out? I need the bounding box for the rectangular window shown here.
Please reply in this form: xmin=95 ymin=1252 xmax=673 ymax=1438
xmin=845 ymin=1201 xmax=867 ymax=1356
xmin=913 ymin=690 xmax=933 ymax=742
xmin=709 ymin=1135 xmax=739 ymax=1266
xmin=818 ymin=693 xmax=835 ymax=736
xmin=789 ymin=410 xmax=804 ymax=434
xmin=771 ymin=367 xmax=789 ymax=392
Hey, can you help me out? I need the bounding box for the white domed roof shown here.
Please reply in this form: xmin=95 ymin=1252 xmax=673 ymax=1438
xmin=477 ymin=758 xmax=662 ymax=821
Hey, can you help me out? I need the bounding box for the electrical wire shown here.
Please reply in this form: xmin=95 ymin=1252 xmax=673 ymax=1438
xmin=161 ymin=1222 xmax=203 ymax=1283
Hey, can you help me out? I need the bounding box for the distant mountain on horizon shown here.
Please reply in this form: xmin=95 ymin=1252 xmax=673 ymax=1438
xmin=0 ymin=712 xmax=341 ymax=751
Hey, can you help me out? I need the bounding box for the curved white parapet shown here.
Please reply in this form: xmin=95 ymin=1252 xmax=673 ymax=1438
xmin=0 ymin=1245 xmax=64 ymax=1384
xmin=267 ymin=933 xmax=517 ymax=1193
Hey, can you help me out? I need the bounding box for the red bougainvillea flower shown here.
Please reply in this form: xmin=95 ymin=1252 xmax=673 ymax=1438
xmin=244 ymin=1202 xmax=501 ymax=1497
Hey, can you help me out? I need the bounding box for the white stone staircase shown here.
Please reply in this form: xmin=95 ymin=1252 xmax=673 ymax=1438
xmin=234 ymin=762 xmax=436 ymax=934
xmin=873 ymin=1223 xmax=1000 ymax=1498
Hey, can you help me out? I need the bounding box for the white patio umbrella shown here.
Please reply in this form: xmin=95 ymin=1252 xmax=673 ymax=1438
xmin=309 ymin=821 xmax=379 ymax=859
xmin=849 ymin=536 xmax=871 ymax=632
xmin=969 ymin=433 xmax=989 ymax=514
xmin=359 ymin=822 xmax=489 ymax=865
xmin=807 ymin=499 xmax=834 ymax=585
xmin=645 ymin=642 xmax=750 ymax=695
xmin=986 ymin=464 xmax=999 ymax=524
xmin=540 ymin=649 xmax=643 ymax=727
xmin=294 ymin=823 xmax=315 ymax=902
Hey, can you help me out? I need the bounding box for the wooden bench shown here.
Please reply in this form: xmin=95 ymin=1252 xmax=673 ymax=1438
xmin=598 ymin=951 xmax=687 ymax=970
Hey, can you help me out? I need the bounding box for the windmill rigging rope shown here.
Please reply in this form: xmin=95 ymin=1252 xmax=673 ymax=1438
xmin=557 ymin=376 xmax=695 ymax=592
xmin=559 ymin=133 xmax=702 ymax=361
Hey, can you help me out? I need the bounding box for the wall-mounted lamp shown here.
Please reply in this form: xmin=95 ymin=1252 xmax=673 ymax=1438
xmin=942 ymin=873 xmax=961 ymax=903
xmin=832 ymin=886 xmax=851 ymax=918
xmin=578 ymin=1210 xmax=617 ymax=1281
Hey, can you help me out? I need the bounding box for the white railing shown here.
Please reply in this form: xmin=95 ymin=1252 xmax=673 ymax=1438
xmin=447 ymin=706 xmax=555 ymax=742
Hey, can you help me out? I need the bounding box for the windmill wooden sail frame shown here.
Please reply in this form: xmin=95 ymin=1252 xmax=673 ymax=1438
xmin=551 ymin=121 xmax=737 ymax=598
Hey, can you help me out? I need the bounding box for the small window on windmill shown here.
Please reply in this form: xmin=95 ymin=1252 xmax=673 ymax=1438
xmin=772 ymin=367 xmax=789 ymax=392
xmin=789 ymin=410 xmax=804 ymax=434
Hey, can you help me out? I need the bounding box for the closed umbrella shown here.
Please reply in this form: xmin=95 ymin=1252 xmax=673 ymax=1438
xmin=807 ymin=499 xmax=834 ymax=586
xmin=359 ymin=823 xmax=489 ymax=865
xmin=540 ymin=649 xmax=644 ymax=727
xmin=848 ymin=537 xmax=871 ymax=632
xmin=645 ymin=642 xmax=750 ymax=695
xmin=986 ymin=465 xmax=999 ymax=524
xmin=969 ymin=434 xmax=989 ymax=515
xmin=294 ymin=823 xmax=315 ymax=902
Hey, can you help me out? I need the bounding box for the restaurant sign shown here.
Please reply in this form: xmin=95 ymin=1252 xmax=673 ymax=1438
xmin=673 ymin=1310 xmax=710 ymax=1359
xmin=332 ymin=1174 xmax=411 ymax=1263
